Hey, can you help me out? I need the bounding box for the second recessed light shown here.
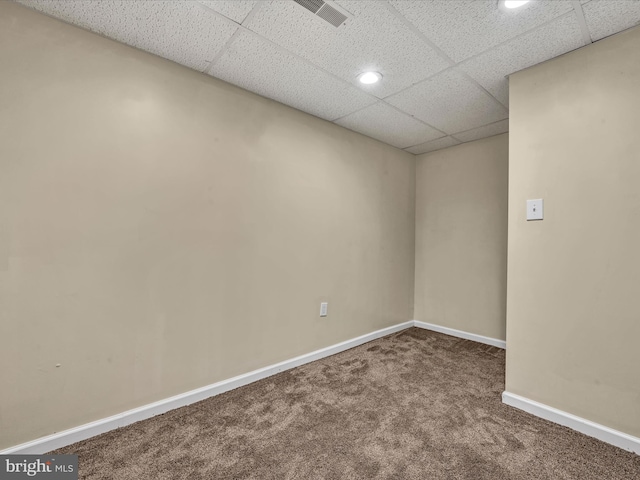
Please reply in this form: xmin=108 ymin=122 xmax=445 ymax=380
xmin=503 ymin=0 xmax=530 ymax=9
xmin=358 ymin=71 xmax=382 ymax=85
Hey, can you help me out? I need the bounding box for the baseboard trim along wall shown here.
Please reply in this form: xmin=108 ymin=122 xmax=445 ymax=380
xmin=502 ymin=391 xmax=640 ymax=455
xmin=413 ymin=320 xmax=506 ymax=349
xmin=3 ymin=320 xmax=503 ymax=454
xmin=2 ymin=321 xmax=414 ymax=454
xmin=9 ymin=322 xmax=637 ymax=456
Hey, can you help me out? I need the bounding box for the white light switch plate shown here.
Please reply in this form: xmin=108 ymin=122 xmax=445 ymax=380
xmin=320 ymin=302 xmax=328 ymax=317
xmin=527 ymin=199 xmax=544 ymax=221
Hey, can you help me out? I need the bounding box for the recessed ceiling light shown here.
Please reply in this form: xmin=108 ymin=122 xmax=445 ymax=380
xmin=358 ymin=71 xmax=382 ymax=85
xmin=502 ymin=0 xmax=530 ymax=9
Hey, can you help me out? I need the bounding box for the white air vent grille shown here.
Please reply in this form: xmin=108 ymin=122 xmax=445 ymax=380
xmin=316 ymin=4 xmax=348 ymax=27
xmin=292 ymin=0 xmax=349 ymax=28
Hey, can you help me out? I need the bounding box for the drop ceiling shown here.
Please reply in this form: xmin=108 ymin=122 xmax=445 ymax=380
xmin=15 ymin=0 xmax=640 ymax=154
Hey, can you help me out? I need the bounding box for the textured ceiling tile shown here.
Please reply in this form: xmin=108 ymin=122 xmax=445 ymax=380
xmin=582 ymin=0 xmax=640 ymax=41
xmin=198 ymin=0 xmax=259 ymax=24
xmin=405 ymin=136 xmax=460 ymax=155
xmin=388 ymin=0 xmax=574 ymax=62
xmin=209 ymin=31 xmax=376 ymax=121
xmin=243 ymin=0 xmax=449 ymax=98
xmin=334 ymin=103 xmax=443 ymax=149
xmin=149 ymin=2 xmax=239 ymax=70
xmin=452 ymin=120 xmax=510 ymax=143
xmin=17 ymin=0 xmax=238 ymax=71
xmin=386 ymin=69 xmax=508 ymax=134
xmin=459 ymin=13 xmax=585 ymax=106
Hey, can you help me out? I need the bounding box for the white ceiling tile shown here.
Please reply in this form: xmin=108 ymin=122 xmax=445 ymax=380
xmin=582 ymin=0 xmax=640 ymax=41
xmin=405 ymin=136 xmax=460 ymax=155
xmin=459 ymin=13 xmax=585 ymax=106
xmin=386 ymin=69 xmax=509 ymax=134
xmin=388 ymin=0 xmax=574 ymax=63
xmin=17 ymin=0 xmax=238 ymax=71
xmin=453 ymin=120 xmax=509 ymax=143
xmin=243 ymin=0 xmax=450 ymax=98
xmin=334 ymin=103 xmax=443 ymax=149
xmin=209 ymin=30 xmax=376 ymax=121
xmin=198 ymin=0 xmax=259 ymax=24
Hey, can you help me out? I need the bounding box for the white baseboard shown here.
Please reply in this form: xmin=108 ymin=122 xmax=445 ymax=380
xmin=502 ymin=391 xmax=640 ymax=455
xmin=413 ymin=320 xmax=506 ymax=349
xmin=1 ymin=321 xmax=413 ymax=455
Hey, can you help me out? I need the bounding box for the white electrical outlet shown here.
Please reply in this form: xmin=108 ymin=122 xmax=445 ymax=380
xmin=527 ymin=199 xmax=544 ymax=221
xmin=320 ymin=302 xmax=328 ymax=317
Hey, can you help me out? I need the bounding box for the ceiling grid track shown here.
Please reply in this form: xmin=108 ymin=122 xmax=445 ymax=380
xmin=571 ymin=0 xmax=594 ymax=45
xmin=203 ymin=28 xmax=242 ymax=74
xmin=194 ymin=0 xmax=448 ymax=134
xmin=381 ymin=0 xmax=509 ymax=114
xmin=240 ymin=1 xmax=266 ymax=27
xmin=196 ymin=0 xmax=266 ymax=74
xmin=212 ymin=25 xmax=445 ymax=131
xmin=456 ymin=10 xmax=581 ymax=69
xmin=382 ymin=1 xmax=593 ymax=114
xmin=449 ymin=118 xmax=510 ymax=143
xmin=18 ymin=0 xmax=638 ymax=154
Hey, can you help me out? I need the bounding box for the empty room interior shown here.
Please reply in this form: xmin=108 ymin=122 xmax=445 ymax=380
xmin=1 ymin=0 xmax=640 ymax=478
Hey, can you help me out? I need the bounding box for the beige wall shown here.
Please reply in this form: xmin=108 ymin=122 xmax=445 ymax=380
xmin=414 ymin=135 xmax=508 ymax=341
xmin=0 ymin=2 xmax=415 ymax=449
xmin=507 ymin=27 xmax=640 ymax=437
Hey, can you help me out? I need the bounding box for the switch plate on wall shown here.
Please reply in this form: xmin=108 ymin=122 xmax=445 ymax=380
xmin=527 ymin=199 xmax=544 ymax=221
xmin=320 ymin=302 xmax=328 ymax=317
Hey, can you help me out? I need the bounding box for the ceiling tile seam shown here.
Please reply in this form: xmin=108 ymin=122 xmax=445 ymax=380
xmin=330 ymin=99 xmax=447 ymax=137
xmin=209 ymin=18 xmax=383 ymax=105
xmin=330 ymin=101 xmax=383 ymax=123
xmin=160 ymin=0 xmax=242 ymax=73
xmin=402 ymin=135 xmax=450 ymax=151
xmin=376 ymin=100 xmax=449 ymax=137
xmin=193 ymin=0 xmax=392 ymax=121
xmin=448 ymin=118 xmax=510 ymax=142
xmin=378 ymin=64 xmax=509 ymax=128
xmin=384 ymin=2 xmax=588 ymax=112
xmin=378 ymin=62 xmax=508 ymax=115
xmin=382 ymin=1 xmax=507 ymax=114
xmin=203 ymin=27 xmax=243 ymax=74
xmin=196 ymin=8 xmax=454 ymax=133
xmin=29 ymin=0 xmax=479 ymax=141
xmin=378 ymin=64 xmax=457 ymax=102
xmin=571 ymin=0 xmax=594 ymax=45
xmin=240 ymin=0 xmax=266 ymax=26
xmin=208 ymin=12 xmax=450 ymax=135
xmin=382 ymin=1 xmax=455 ymax=67
xmin=192 ymin=0 xmax=243 ymax=26
xmin=455 ymin=10 xmax=577 ymax=68
xmin=456 ymin=69 xmax=510 ymax=112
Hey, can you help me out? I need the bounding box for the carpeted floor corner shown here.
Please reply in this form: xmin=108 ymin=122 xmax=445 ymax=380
xmin=53 ymin=328 xmax=640 ymax=479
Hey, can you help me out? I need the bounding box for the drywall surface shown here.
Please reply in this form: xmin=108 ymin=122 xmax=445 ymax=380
xmin=0 ymin=2 xmax=415 ymax=449
xmin=507 ymin=26 xmax=640 ymax=437
xmin=414 ymin=134 xmax=508 ymax=341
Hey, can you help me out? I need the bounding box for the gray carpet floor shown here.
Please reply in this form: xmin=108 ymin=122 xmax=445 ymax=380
xmin=53 ymin=328 xmax=640 ymax=479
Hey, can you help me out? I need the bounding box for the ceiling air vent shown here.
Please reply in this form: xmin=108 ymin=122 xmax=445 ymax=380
xmin=292 ymin=0 xmax=349 ymax=28
xmin=316 ymin=4 xmax=348 ymax=27
xmin=293 ymin=0 xmax=325 ymax=14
